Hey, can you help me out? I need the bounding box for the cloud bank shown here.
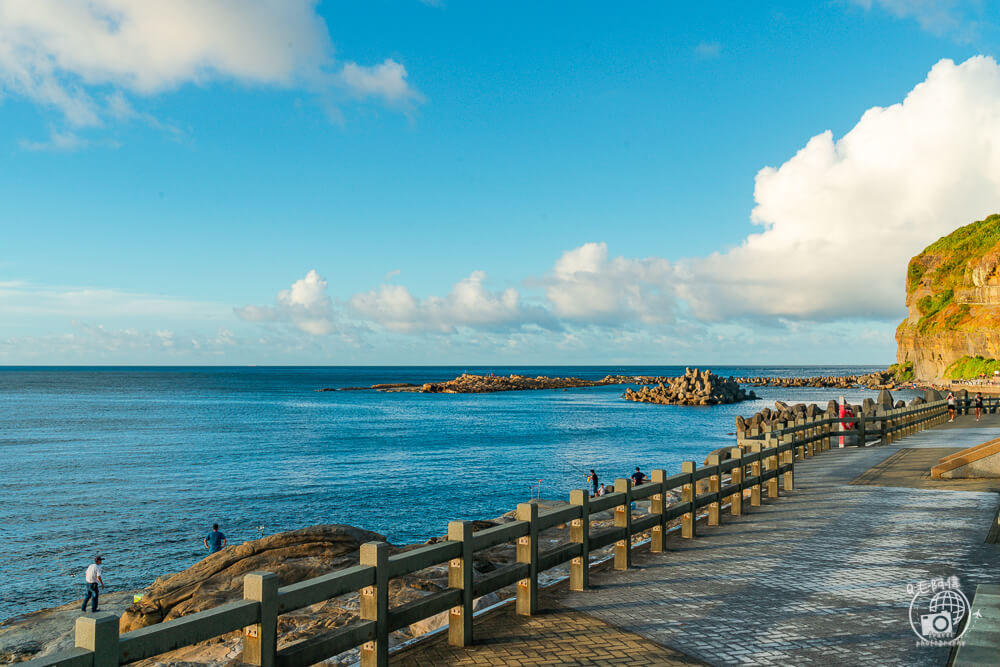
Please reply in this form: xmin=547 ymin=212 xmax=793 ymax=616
xmin=0 ymin=0 xmax=421 ymax=130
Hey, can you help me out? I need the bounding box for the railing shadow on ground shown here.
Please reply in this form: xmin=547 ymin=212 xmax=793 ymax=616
xmin=26 ymin=398 xmax=966 ymax=667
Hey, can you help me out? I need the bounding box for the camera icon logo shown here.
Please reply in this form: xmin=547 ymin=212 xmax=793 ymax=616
xmin=920 ymin=612 xmax=953 ymax=637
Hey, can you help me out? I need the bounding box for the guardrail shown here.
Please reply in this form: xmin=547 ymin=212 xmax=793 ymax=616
xmin=24 ymin=395 xmax=967 ymax=667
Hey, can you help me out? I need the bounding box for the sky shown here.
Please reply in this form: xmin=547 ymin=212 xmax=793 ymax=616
xmin=2 ymin=0 xmax=1000 ymax=365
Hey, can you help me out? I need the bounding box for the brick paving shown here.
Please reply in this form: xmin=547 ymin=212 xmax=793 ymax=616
xmin=394 ymin=588 xmax=704 ymax=666
xmin=398 ymin=420 xmax=1000 ymax=666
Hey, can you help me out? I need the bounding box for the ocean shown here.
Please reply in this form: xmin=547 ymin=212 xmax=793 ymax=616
xmin=0 ymin=365 xmax=910 ymax=622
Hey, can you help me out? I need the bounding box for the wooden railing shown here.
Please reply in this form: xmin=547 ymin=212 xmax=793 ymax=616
xmin=23 ymin=396 xmax=971 ymax=667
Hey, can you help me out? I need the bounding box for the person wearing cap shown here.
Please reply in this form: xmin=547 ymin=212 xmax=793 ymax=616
xmin=82 ymin=556 xmax=105 ymax=612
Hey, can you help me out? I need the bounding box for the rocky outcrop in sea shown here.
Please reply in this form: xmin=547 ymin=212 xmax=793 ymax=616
xmin=621 ymin=368 xmax=755 ymax=406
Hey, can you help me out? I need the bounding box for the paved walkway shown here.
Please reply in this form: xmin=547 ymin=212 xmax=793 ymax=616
xmin=398 ymin=415 xmax=1000 ymax=666
xmin=395 ymin=586 xmax=704 ymax=666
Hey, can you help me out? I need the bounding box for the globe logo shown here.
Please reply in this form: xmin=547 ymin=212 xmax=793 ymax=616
xmin=909 ymin=579 xmax=971 ymax=643
xmin=929 ymin=590 xmax=968 ymax=624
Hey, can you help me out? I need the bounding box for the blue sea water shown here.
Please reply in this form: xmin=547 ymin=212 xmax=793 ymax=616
xmin=0 ymin=365 xmax=911 ymax=622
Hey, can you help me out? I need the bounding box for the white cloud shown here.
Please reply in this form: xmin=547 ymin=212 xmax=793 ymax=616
xmin=235 ymin=269 xmax=337 ymax=335
xmin=18 ymin=128 xmax=93 ymax=152
xmin=849 ymin=0 xmax=983 ymax=41
xmin=0 ymin=280 xmax=226 ymax=320
xmin=350 ymin=270 xmax=552 ymax=333
xmin=545 ymin=243 xmax=675 ymax=324
xmin=678 ymin=55 xmax=1000 ymax=321
xmin=0 ymin=0 xmax=422 ymax=130
xmin=340 ymin=60 xmax=424 ymax=105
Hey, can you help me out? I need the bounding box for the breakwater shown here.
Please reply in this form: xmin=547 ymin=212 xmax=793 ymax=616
xmin=622 ymin=368 xmax=756 ymax=405
xmin=735 ymin=371 xmax=896 ymax=389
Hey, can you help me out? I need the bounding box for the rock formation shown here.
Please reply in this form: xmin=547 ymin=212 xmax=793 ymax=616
xmin=119 ymin=525 xmax=386 ymax=632
xmin=735 ymin=371 xmax=895 ymax=389
xmin=896 ymin=214 xmax=1000 ymax=381
xmin=621 ymin=368 xmax=755 ymax=406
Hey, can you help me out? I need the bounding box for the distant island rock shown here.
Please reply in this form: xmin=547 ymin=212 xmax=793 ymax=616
xmin=621 ymin=368 xmax=756 ymax=406
xmin=897 ymin=213 xmax=1000 ymax=381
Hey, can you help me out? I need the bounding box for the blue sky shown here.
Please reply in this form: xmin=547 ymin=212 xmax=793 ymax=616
xmin=2 ymin=0 xmax=1000 ymax=365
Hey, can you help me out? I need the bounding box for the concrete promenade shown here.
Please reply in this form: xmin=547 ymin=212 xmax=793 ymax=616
xmin=397 ymin=415 xmax=1000 ymax=665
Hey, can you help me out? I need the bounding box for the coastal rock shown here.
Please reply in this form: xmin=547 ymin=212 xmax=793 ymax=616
xmin=877 ymin=389 xmax=894 ymax=410
xmin=119 ymin=525 xmax=386 ymax=633
xmin=621 ymin=369 xmax=751 ymax=406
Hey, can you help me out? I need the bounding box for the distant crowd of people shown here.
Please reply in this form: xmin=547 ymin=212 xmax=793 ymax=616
xmin=587 ymin=467 xmax=649 ymax=497
xmin=78 ymin=523 xmax=229 ymax=613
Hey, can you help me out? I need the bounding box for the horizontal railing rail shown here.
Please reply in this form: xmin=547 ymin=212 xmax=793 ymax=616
xmin=25 ymin=393 xmax=957 ymax=667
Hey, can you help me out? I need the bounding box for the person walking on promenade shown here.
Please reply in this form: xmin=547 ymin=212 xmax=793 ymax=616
xmin=587 ymin=469 xmax=599 ymax=496
xmin=82 ymin=556 xmax=104 ymax=612
xmin=204 ymin=524 xmax=227 ymax=554
xmin=631 ymin=467 xmax=646 ymax=486
xmin=975 ymin=392 xmax=984 ymax=421
xmin=947 ymin=391 xmax=956 ymax=422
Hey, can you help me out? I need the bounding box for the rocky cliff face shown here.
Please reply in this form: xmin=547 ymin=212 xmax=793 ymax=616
xmin=896 ymin=214 xmax=1000 ymax=380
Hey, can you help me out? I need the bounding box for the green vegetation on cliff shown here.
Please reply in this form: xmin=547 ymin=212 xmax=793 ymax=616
xmin=945 ymin=356 xmax=1000 ymax=380
xmin=887 ymin=361 xmax=914 ymax=383
xmin=904 ymin=213 xmax=1000 ymax=334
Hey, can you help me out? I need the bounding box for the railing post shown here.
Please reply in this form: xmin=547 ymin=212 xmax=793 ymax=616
xmin=649 ymin=469 xmax=667 ymax=553
xmin=243 ymin=572 xmax=278 ymax=667
xmin=360 ymin=542 xmax=389 ymax=667
xmin=765 ymin=434 xmax=780 ymax=499
xmin=75 ymin=612 xmax=118 ymax=667
xmin=729 ymin=448 xmax=743 ymax=516
xmin=614 ymin=478 xmax=632 ymax=569
xmin=748 ymin=444 xmax=762 ymax=507
xmin=516 ymin=503 xmax=539 ymax=615
xmin=706 ymin=455 xmax=721 ymax=526
xmin=794 ymin=417 xmax=805 ymax=459
xmin=807 ymin=417 xmax=817 ymax=457
xmin=823 ymin=418 xmax=832 ymax=451
xmin=879 ymin=409 xmax=888 ymax=446
xmin=858 ymin=415 xmax=867 ymax=446
xmin=681 ymin=462 xmax=697 ymax=538
xmin=783 ymin=441 xmax=794 ymax=492
xmin=447 ymin=520 xmax=474 ymax=647
xmin=569 ymin=490 xmax=590 ymax=590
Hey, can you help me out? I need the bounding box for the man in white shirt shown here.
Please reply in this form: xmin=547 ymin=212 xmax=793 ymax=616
xmin=82 ymin=556 xmax=104 ymax=612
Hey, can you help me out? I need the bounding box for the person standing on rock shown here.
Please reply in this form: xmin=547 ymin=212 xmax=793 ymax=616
xmin=82 ymin=555 xmax=104 ymax=612
xmin=204 ymin=524 xmax=227 ymax=554
xmin=587 ymin=469 xmax=599 ymax=496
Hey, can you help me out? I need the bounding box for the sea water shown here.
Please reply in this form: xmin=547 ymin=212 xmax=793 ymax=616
xmin=0 ymin=365 xmax=911 ymax=621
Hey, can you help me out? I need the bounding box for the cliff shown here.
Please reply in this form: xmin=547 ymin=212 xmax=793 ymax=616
xmin=896 ymin=214 xmax=1000 ymax=380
